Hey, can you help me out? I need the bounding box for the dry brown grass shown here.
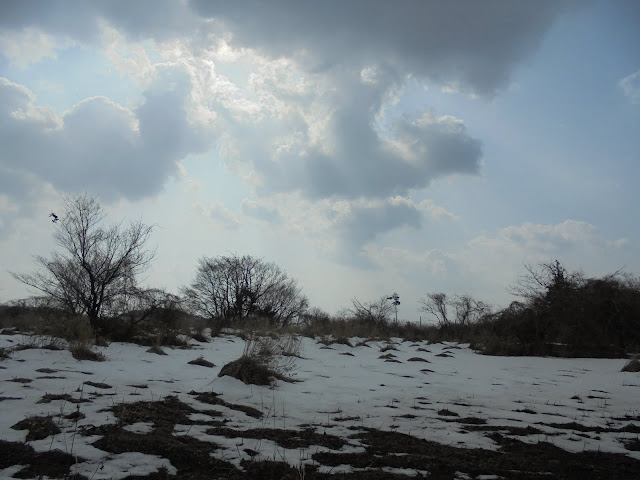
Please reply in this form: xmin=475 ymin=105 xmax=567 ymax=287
xmin=146 ymin=345 xmax=167 ymax=355
xmin=188 ymin=356 xmax=215 ymax=367
xmin=218 ymin=332 xmax=301 ymax=386
xmin=622 ymin=358 xmax=640 ymax=372
xmin=69 ymin=341 xmax=105 ymax=361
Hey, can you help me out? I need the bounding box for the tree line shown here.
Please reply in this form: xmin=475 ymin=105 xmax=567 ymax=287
xmin=7 ymin=194 xmax=640 ymax=357
xmin=10 ymin=194 xmax=308 ymax=332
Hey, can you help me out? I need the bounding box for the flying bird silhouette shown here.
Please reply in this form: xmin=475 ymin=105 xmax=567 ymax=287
xmin=49 ymin=213 xmax=58 ymax=223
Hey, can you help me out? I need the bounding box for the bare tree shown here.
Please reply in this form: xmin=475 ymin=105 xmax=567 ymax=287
xmin=181 ymin=254 xmax=308 ymax=326
xmin=109 ymin=287 xmax=183 ymax=328
xmin=508 ymin=260 xmax=583 ymax=304
xmin=11 ymin=194 xmax=155 ymax=328
xmin=348 ymin=296 xmax=394 ymax=324
xmin=419 ymin=293 xmax=489 ymax=327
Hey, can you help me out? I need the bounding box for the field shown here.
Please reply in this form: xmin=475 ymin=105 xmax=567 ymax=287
xmin=1 ymin=330 xmax=640 ymax=479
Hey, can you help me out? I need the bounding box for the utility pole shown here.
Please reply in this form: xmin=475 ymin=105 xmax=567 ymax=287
xmin=387 ymin=292 xmax=400 ymax=324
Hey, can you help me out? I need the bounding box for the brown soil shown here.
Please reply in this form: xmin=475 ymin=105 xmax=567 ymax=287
xmin=188 ymin=357 xmax=215 ymax=367
xmin=190 ymin=390 xmax=263 ymax=419
xmin=11 ymin=415 xmax=61 ymax=441
xmin=218 ymin=355 xmax=293 ymax=386
xmin=36 ymin=368 xmax=58 ymax=373
xmin=97 ymin=395 xmax=222 ymax=431
xmin=4 ymin=395 xmax=639 ymax=479
xmin=37 ymin=392 xmax=91 ymax=404
xmin=84 ymin=380 xmax=112 ymax=389
xmin=311 ymin=427 xmax=640 ymax=480
xmin=204 ymin=426 xmax=347 ymax=450
xmin=0 ymin=440 xmax=85 ymax=479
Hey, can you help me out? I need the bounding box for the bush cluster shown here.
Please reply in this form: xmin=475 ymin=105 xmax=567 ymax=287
xmin=428 ymin=262 xmax=640 ymax=358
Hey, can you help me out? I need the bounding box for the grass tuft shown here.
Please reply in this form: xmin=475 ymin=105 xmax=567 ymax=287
xmin=146 ymin=345 xmax=167 ymax=355
xmin=188 ymin=356 xmax=215 ymax=368
xmin=218 ymin=333 xmax=300 ymax=385
xmin=621 ymin=358 xmax=640 ymax=372
xmin=11 ymin=415 xmax=61 ymax=441
xmin=69 ymin=341 xmax=105 ymax=361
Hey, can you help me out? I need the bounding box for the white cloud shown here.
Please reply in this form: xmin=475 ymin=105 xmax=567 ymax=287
xmin=609 ymin=237 xmax=630 ymax=249
xmin=366 ymin=245 xmax=454 ymax=276
xmin=197 ymin=201 xmax=240 ymax=229
xmin=417 ymin=199 xmax=457 ymax=221
xmin=358 ymin=219 xmax=637 ymax=309
xmin=241 ymin=199 xmax=281 ymax=223
xmin=470 ymin=220 xmax=598 ymax=253
xmin=101 ymin=26 xmax=158 ymax=89
xmin=0 ymin=75 xmax=213 ymax=229
xmin=619 ymin=71 xmax=640 ymax=103
xmin=0 ymin=27 xmax=63 ymax=67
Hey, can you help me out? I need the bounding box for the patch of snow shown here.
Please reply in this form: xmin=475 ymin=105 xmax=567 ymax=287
xmin=1 ymin=334 xmax=639 ymax=478
xmin=74 ymin=452 xmax=177 ymax=480
xmin=123 ymin=421 xmax=154 ymax=434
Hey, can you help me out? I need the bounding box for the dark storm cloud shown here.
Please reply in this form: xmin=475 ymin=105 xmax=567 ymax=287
xmin=339 ymin=199 xmax=422 ymax=246
xmin=0 ymin=0 xmax=198 ymax=42
xmin=331 ymin=198 xmax=424 ymax=266
xmin=222 ymin=70 xmax=482 ymax=200
xmin=0 ymin=1 xmax=579 ymax=95
xmin=0 ymin=76 xmax=210 ymax=204
xmin=0 ymin=0 xmax=578 ymax=230
xmin=279 ymin=109 xmax=482 ymax=200
xmin=191 ymin=0 xmax=578 ymax=95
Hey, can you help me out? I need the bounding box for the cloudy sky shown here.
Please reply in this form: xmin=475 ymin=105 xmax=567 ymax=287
xmin=1 ymin=0 xmax=639 ymax=320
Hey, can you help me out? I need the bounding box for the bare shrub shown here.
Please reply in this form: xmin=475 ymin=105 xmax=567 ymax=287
xmin=419 ymin=293 xmax=489 ymax=328
xmin=348 ymin=297 xmax=393 ymax=325
xmin=182 ymin=254 xmax=308 ymax=326
xmin=188 ymin=356 xmax=215 ymax=367
xmin=474 ymin=262 xmax=640 ymax=357
xmin=0 ymin=302 xmax=93 ymax=342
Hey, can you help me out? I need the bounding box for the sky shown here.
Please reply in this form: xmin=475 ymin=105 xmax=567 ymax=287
xmin=0 ymin=0 xmax=639 ymax=320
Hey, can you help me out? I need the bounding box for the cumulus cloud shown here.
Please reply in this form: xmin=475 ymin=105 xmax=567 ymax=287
xmin=0 ymin=1 xmax=576 ymax=209
xmin=0 ymin=76 xmax=211 ymax=209
xmin=0 ymin=0 xmax=199 ymax=44
xmin=212 ymin=66 xmax=482 ymax=201
xmin=0 ymin=1 xmax=578 ymax=95
xmin=469 ymin=220 xmax=598 ymax=254
xmin=0 ymin=0 xmax=586 ymax=262
xmin=333 ymin=197 xmax=423 ymax=252
xmin=0 ymin=27 xmax=63 ymax=67
xmin=191 ymin=0 xmax=576 ymax=95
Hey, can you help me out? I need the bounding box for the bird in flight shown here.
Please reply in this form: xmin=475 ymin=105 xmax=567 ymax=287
xmin=49 ymin=213 xmax=59 ymax=223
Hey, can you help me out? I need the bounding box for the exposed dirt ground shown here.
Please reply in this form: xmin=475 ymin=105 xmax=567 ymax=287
xmin=3 ymin=395 xmax=640 ymax=479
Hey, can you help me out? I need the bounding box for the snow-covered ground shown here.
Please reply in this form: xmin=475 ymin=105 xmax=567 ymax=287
xmin=1 ymin=331 xmax=639 ymax=479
